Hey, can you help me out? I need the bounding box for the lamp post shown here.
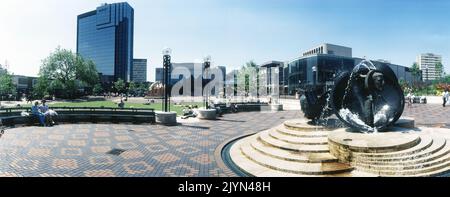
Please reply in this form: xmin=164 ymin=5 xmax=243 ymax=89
xmin=203 ymin=55 xmax=211 ymax=109
xmin=162 ymin=48 xmax=172 ymax=112
xmin=426 ymin=65 xmax=429 ymax=96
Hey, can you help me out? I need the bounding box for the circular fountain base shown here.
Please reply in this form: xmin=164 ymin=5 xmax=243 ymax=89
xmin=225 ymin=118 xmax=450 ymax=177
xmin=328 ymin=128 xmax=421 ymax=162
xmin=329 ymin=128 xmax=421 ymax=153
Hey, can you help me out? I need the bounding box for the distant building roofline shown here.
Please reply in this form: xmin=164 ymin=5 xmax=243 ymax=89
xmin=260 ymin=61 xmax=283 ymax=67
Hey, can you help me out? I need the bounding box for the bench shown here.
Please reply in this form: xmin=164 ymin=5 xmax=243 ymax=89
xmin=0 ymin=107 xmax=156 ymax=127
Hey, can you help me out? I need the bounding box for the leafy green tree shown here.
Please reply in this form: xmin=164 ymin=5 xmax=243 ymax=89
xmin=32 ymin=77 xmax=50 ymax=99
xmin=236 ymin=61 xmax=260 ymax=97
xmin=114 ymin=78 xmax=126 ymax=94
xmin=137 ymin=83 xmax=150 ymax=97
xmin=410 ymin=62 xmax=420 ymax=83
xmin=38 ymin=47 xmax=99 ymax=99
xmin=93 ymin=83 xmax=104 ymax=96
xmin=0 ymin=71 xmax=16 ymax=100
xmin=128 ymin=81 xmax=137 ymax=96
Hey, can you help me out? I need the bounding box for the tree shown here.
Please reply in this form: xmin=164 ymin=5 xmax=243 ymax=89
xmin=38 ymin=47 xmax=99 ymax=99
xmin=0 ymin=71 xmax=16 ymax=100
xmin=435 ymin=62 xmax=444 ymax=80
xmin=410 ymin=62 xmax=420 ymax=83
xmin=128 ymin=81 xmax=137 ymax=96
xmin=236 ymin=61 xmax=260 ymax=97
xmin=93 ymin=84 xmax=104 ymax=96
xmin=32 ymin=77 xmax=50 ymax=99
xmin=114 ymin=78 xmax=126 ymax=94
xmin=136 ymin=83 xmax=150 ymax=97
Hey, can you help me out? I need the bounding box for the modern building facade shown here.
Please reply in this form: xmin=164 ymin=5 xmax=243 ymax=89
xmin=132 ymin=59 xmax=147 ymax=82
xmin=260 ymin=61 xmax=285 ymax=95
xmin=285 ymin=54 xmax=355 ymax=94
xmin=77 ymin=2 xmax=134 ymax=83
xmin=155 ymin=68 xmax=164 ymax=83
xmin=155 ymin=63 xmax=226 ymax=96
xmin=12 ymin=75 xmax=38 ymax=95
xmin=417 ymin=53 xmax=442 ymax=81
xmin=302 ymin=43 xmax=352 ymax=58
xmin=284 ymin=44 xmax=414 ymax=95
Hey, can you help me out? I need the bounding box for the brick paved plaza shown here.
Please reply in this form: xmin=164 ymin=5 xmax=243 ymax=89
xmin=0 ymin=110 xmax=300 ymax=177
xmin=0 ymin=104 xmax=448 ymax=177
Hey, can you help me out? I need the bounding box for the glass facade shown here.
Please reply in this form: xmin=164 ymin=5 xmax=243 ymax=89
xmin=286 ymin=55 xmax=414 ymax=95
xmin=77 ymin=2 xmax=134 ymax=82
xmin=285 ymin=55 xmax=355 ymax=94
xmin=132 ymin=59 xmax=147 ymax=82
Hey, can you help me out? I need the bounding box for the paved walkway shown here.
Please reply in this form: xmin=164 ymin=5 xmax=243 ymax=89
xmin=0 ymin=104 xmax=448 ymax=177
xmin=403 ymin=104 xmax=450 ymax=128
xmin=0 ymin=111 xmax=300 ymax=177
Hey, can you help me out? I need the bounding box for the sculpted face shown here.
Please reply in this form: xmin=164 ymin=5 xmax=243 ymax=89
xmin=373 ymin=73 xmax=385 ymax=91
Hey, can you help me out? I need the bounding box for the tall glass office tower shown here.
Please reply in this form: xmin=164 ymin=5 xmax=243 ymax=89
xmin=77 ymin=2 xmax=134 ymax=82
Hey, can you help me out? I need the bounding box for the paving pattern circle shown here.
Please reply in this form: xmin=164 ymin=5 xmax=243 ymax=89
xmin=0 ymin=111 xmax=300 ymax=177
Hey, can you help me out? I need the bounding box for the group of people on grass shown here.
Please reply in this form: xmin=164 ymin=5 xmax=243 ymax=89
xmin=31 ymin=100 xmax=57 ymax=127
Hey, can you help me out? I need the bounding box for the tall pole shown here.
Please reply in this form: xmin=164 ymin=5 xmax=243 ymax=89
xmin=163 ymin=48 xmax=172 ymax=112
xmin=204 ymin=56 xmax=211 ymax=109
xmin=426 ymin=66 xmax=429 ymax=96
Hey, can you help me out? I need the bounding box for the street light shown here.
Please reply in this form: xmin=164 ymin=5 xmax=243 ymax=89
xmin=425 ymin=65 xmax=429 ymax=96
xmin=203 ymin=55 xmax=211 ymax=109
xmin=162 ymin=47 xmax=172 ymax=112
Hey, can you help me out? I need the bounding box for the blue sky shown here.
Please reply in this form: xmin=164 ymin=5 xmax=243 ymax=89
xmin=0 ymin=0 xmax=449 ymax=81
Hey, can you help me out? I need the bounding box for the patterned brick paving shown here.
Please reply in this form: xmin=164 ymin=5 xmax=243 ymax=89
xmin=403 ymin=104 xmax=450 ymax=128
xmin=0 ymin=111 xmax=300 ymax=177
xmin=0 ymin=104 xmax=448 ymax=177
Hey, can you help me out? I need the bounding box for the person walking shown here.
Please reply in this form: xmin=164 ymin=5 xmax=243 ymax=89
xmin=443 ymin=90 xmax=449 ymax=107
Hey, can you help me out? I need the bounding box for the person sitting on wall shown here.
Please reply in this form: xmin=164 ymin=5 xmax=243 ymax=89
xmin=118 ymin=99 xmax=125 ymax=109
xmin=31 ymin=101 xmax=46 ymax=126
xmin=40 ymin=100 xmax=56 ymax=126
xmin=181 ymin=107 xmax=197 ymax=119
xmin=230 ymin=103 xmax=238 ymax=113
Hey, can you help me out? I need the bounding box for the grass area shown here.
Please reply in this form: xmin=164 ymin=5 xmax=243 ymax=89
xmin=46 ymin=101 xmax=202 ymax=116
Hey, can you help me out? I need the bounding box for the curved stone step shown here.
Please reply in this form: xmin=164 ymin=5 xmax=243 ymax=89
xmin=283 ymin=119 xmax=326 ymax=131
xmin=228 ymin=137 xmax=302 ymax=177
xmin=240 ymin=143 xmax=353 ymax=175
xmin=355 ymin=138 xmax=447 ymax=165
xmin=258 ymin=132 xmax=329 ymax=153
xmin=329 ymin=129 xmax=421 ymax=154
xmin=358 ymin=155 xmax=450 ymax=176
xmin=354 ymin=145 xmax=450 ymax=173
xmin=268 ymin=130 xmax=328 ymax=145
xmin=352 ymin=136 xmax=434 ymax=159
xmin=275 ymin=126 xmax=329 ymax=138
xmin=408 ymin=165 xmax=450 ymax=177
xmin=353 ymin=141 xmax=450 ymax=173
xmin=249 ymin=138 xmax=338 ymax=163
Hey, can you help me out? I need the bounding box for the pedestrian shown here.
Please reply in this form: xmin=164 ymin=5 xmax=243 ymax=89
xmin=31 ymin=101 xmax=46 ymax=126
xmin=406 ymin=92 xmax=413 ymax=108
xmin=443 ymin=89 xmax=449 ymax=107
xmin=40 ymin=100 xmax=56 ymax=126
xmin=118 ymin=99 xmax=125 ymax=109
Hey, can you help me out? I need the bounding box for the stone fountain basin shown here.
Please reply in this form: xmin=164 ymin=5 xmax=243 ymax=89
xmin=328 ymin=128 xmax=421 ymax=163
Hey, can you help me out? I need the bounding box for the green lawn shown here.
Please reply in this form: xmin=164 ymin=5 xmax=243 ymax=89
xmin=46 ymin=101 xmax=202 ymax=116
